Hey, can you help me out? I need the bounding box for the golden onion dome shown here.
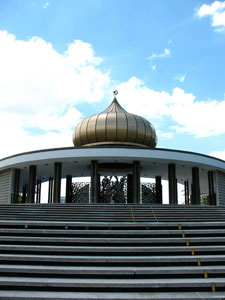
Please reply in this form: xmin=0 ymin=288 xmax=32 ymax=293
xmin=73 ymin=95 xmax=157 ymax=148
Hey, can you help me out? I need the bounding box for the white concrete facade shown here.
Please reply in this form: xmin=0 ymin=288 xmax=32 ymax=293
xmin=0 ymin=146 xmax=225 ymax=204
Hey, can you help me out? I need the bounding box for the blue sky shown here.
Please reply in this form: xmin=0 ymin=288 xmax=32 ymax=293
xmin=0 ymin=0 xmax=225 ymax=159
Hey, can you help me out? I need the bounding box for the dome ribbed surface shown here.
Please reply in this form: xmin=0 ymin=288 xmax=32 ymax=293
xmin=73 ymin=98 xmax=157 ymax=148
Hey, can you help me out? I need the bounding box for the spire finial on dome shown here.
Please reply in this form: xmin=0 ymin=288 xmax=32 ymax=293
xmin=113 ymin=90 xmax=118 ymax=96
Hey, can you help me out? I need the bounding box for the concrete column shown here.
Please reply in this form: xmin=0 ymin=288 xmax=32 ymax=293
xmin=184 ymin=181 xmax=189 ymax=205
xmin=127 ymin=174 xmax=133 ymax=203
xmin=98 ymin=174 xmax=101 ymax=202
xmin=22 ymin=184 xmax=27 ymax=203
xmin=36 ymin=179 xmax=41 ymax=204
xmin=66 ymin=175 xmax=73 ymax=203
xmin=168 ymin=164 xmax=177 ymax=205
xmin=13 ymin=169 xmax=20 ymax=203
xmin=27 ymin=165 xmax=36 ymax=203
xmin=208 ymin=171 xmax=215 ymax=205
xmin=90 ymin=160 xmax=98 ymax=203
xmin=155 ymin=176 xmax=162 ymax=204
xmin=53 ymin=162 xmax=62 ymax=203
xmin=48 ymin=177 xmax=53 ymax=204
xmin=132 ymin=161 xmax=140 ymax=204
xmin=192 ymin=167 xmax=200 ymax=205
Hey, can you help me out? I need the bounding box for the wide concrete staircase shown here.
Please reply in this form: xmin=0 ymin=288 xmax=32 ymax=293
xmin=0 ymin=204 xmax=225 ymax=299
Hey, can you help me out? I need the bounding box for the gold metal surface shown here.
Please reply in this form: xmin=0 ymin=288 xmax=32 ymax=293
xmin=135 ymin=115 xmax=145 ymax=145
xmin=73 ymin=122 xmax=82 ymax=146
xmin=83 ymin=141 xmax=149 ymax=147
xmin=79 ymin=117 xmax=90 ymax=145
xmin=87 ymin=115 xmax=98 ymax=143
xmin=73 ymin=97 xmax=157 ymax=148
xmin=143 ymin=119 xmax=151 ymax=146
xmin=96 ymin=113 xmax=106 ymax=142
xmin=151 ymin=206 xmax=158 ymax=222
xmin=150 ymin=124 xmax=157 ymax=147
xmin=126 ymin=113 xmax=137 ymax=143
xmin=117 ymin=112 xmax=127 ymax=141
xmin=106 ymin=112 xmax=117 ymax=140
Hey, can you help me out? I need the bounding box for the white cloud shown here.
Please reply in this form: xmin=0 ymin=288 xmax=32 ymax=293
xmin=158 ymin=131 xmax=174 ymax=139
xmin=0 ymin=31 xmax=110 ymax=158
xmin=197 ymin=1 xmax=225 ymax=32
xmin=147 ymin=48 xmax=171 ymax=70
xmin=209 ymin=149 xmax=225 ymax=160
xmin=42 ymin=2 xmax=50 ymax=9
xmin=174 ymin=73 xmax=186 ymax=82
xmin=197 ymin=1 xmax=225 ymax=17
xmin=161 ymin=132 xmax=174 ymax=139
xmin=1 ymin=30 xmax=225 ymax=162
xmin=116 ymin=76 xmax=225 ymax=138
xmin=147 ymin=48 xmax=171 ymax=61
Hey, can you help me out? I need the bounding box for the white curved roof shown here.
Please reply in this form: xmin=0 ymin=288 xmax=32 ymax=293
xmin=0 ymin=147 xmax=225 ymax=188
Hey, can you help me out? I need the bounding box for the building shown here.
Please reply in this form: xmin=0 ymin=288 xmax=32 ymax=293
xmin=0 ymin=92 xmax=225 ymax=205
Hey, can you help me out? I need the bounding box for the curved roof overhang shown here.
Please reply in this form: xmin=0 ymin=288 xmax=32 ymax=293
xmin=0 ymin=146 xmax=225 ymax=191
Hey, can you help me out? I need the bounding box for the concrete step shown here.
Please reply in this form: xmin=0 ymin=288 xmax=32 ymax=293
xmin=0 ymin=220 xmax=225 ymax=229
xmin=1 ymin=228 xmax=225 ymax=236
xmin=0 ymin=244 xmax=224 ymax=255
xmin=0 ymin=254 xmax=225 ymax=265
xmin=0 ymin=205 xmax=223 ymax=210
xmin=0 ymin=236 xmax=225 ymax=245
xmin=0 ymin=276 xmax=224 ymax=291
xmin=1 ymin=210 xmax=225 ymax=215
xmin=0 ymin=291 xmax=224 ymax=299
xmin=1 ymin=204 xmax=225 ymax=222
xmin=0 ymin=204 xmax=225 ymax=298
xmin=1 ymin=215 xmax=225 ymax=223
xmin=0 ymin=203 xmax=223 ymax=208
xmin=0 ymin=264 xmax=225 ymax=277
xmin=0 ymin=204 xmax=224 ymax=211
